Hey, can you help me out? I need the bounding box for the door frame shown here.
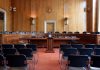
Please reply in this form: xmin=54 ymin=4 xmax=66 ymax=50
xmin=44 ymin=20 xmax=56 ymax=33
xmin=0 ymin=8 xmax=7 ymax=31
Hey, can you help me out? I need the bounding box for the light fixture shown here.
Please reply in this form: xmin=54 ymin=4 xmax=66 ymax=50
xmin=64 ymin=17 xmax=68 ymax=25
xmin=30 ymin=17 xmax=36 ymax=25
xmin=10 ymin=7 xmax=16 ymax=12
xmin=13 ymin=7 xmax=16 ymax=11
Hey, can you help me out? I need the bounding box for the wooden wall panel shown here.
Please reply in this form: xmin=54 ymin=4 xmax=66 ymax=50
xmin=64 ymin=0 xmax=86 ymax=33
xmin=33 ymin=0 xmax=64 ymax=32
xmin=95 ymin=0 xmax=99 ymax=31
xmin=0 ymin=0 xmax=12 ymax=31
xmin=86 ymin=0 xmax=93 ymax=32
xmin=98 ymin=0 xmax=100 ymax=31
xmin=31 ymin=0 xmax=87 ymax=33
xmin=12 ymin=0 xmax=31 ymax=31
xmin=10 ymin=0 xmax=93 ymax=33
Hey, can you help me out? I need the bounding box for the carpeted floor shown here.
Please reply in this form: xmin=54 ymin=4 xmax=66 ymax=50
xmin=34 ymin=48 xmax=60 ymax=70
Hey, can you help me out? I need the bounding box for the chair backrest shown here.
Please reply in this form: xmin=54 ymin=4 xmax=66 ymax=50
xmin=85 ymin=44 xmax=96 ymax=49
xmin=60 ymin=44 xmax=71 ymax=52
xmin=0 ymin=54 xmax=5 ymax=66
xmin=94 ymin=32 xmax=100 ymax=34
xmin=68 ymin=55 xmax=89 ymax=67
xmin=6 ymin=54 xmax=27 ymax=67
xmin=74 ymin=32 xmax=79 ymax=34
xmin=68 ymin=32 xmax=73 ymax=34
xmin=26 ymin=44 xmax=37 ymax=52
xmin=62 ymin=31 xmax=66 ymax=34
xmin=2 ymin=44 xmax=13 ymax=49
xmin=94 ymin=48 xmax=100 ymax=55
xmin=55 ymin=31 xmax=60 ymax=34
xmin=95 ymin=44 xmax=100 ymax=48
xmin=71 ymin=44 xmax=83 ymax=49
xmin=83 ymin=31 xmax=87 ymax=34
xmin=90 ymin=32 xmax=95 ymax=34
xmin=14 ymin=44 xmax=25 ymax=50
xmin=0 ymin=45 xmax=2 ymax=49
xmin=91 ymin=55 xmax=100 ymax=67
xmin=0 ymin=49 xmax=2 ymax=55
xmin=18 ymin=48 xmax=33 ymax=59
xmin=78 ymin=48 xmax=93 ymax=56
xmin=63 ymin=48 xmax=78 ymax=57
xmin=3 ymin=48 xmax=17 ymax=57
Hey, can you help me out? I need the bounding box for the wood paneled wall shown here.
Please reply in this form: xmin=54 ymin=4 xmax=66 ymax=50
xmin=31 ymin=0 xmax=86 ymax=32
xmin=12 ymin=0 xmax=31 ymax=31
xmin=0 ymin=0 xmax=12 ymax=31
xmin=0 ymin=0 xmax=94 ymax=32
xmin=32 ymin=0 xmax=64 ymax=32
xmin=98 ymin=0 xmax=100 ymax=31
xmin=86 ymin=0 xmax=93 ymax=32
xmin=64 ymin=0 xmax=86 ymax=32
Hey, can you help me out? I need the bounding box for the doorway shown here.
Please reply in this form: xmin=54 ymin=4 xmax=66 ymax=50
xmin=44 ymin=20 xmax=56 ymax=33
xmin=47 ymin=22 xmax=54 ymax=33
xmin=0 ymin=8 xmax=7 ymax=32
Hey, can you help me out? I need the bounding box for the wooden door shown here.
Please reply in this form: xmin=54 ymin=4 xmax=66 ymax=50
xmin=47 ymin=23 xmax=54 ymax=33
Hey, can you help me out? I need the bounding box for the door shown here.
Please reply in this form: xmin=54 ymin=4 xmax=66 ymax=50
xmin=47 ymin=23 xmax=54 ymax=33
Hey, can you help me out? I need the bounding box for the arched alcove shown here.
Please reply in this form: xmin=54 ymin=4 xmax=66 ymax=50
xmin=0 ymin=8 xmax=7 ymax=31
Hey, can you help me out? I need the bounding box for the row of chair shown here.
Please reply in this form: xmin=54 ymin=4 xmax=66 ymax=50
xmin=60 ymin=44 xmax=100 ymax=51
xmin=0 ymin=48 xmax=33 ymax=58
xmin=57 ymin=31 xmax=100 ymax=34
xmin=0 ymin=54 xmax=30 ymax=70
xmin=0 ymin=44 xmax=37 ymax=51
xmin=59 ymin=44 xmax=100 ymax=69
xmin=0 ymin=44 xmax=38 ymax=70
xmin=62 ymin=48 xmax=100 ymax=58
xmin=65 ymin=55 xmax=100 ymax=70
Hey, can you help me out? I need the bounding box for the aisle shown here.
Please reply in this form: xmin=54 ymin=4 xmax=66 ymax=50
xmin=35 ymin=48 xmax=60 ymax=70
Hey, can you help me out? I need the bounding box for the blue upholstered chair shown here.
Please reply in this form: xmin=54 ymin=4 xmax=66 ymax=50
xmin=94 ymin=48 xmax=100 ymax=55
xmin=85 ymin=44 xmax=96 ymax=49
xmin=90 ymin=55 xmax=100 ymax=70
xmin=6 ymin=54 xmax=28 ymax=70
xmin=67 ymin=55 xmax=89 ymax=70
xmin=71 ymin=44 xmax=83 ymax=49
xmin=0 ymin=54 xmax=6 ymax=70
xmin=78 ymin=48 xmax=94 ymax=57
xmin=2 ymin=44 xmax=13 ymax=49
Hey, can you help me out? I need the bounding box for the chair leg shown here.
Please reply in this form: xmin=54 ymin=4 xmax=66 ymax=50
xmin=32 ymin=57 xmax=36 ymax=70
xmin=33 ymin=53 xmax=38 ymax=64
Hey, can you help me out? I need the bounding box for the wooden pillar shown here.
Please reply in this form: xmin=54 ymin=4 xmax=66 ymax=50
xmin=86 ymin=0 xmax=93 ymax=32
xmin=94 ymin=0 xmax=99 ymax=31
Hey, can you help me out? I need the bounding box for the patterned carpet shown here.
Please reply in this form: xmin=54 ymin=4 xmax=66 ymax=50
xmin=34 ymin=48 xmax=60 ymax=70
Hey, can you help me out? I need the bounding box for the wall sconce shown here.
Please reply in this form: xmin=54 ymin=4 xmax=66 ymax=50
xmin=30 ymin=17 xmax=36 ymax=25
xmin=13 ymin=7 xmax=16 ymax=11
xmin=64 ymin=17 xmax=68 ymax=25
xmin=10 ymin=7 xmax=16 ymax=12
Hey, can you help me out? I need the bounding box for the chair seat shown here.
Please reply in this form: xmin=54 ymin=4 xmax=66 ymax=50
xmin=68 ymin=66 xmax=87 ymax=70
xmin=7 ymin=67 xmax=28 ymax=70
xmin=0 ymin=67 xmax=6 ymax=70
xmin=90 ymin=67 xmax=100 ymax=70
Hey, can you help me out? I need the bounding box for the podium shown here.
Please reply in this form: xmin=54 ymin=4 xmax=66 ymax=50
xmin=45 ymin=37 xmax=54 ymax=53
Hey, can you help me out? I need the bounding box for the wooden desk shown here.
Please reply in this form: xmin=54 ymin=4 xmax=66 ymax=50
xmin=53 ymin=38 xmax=79 ymax=47
xmin=0 ymin=34 xmax=100 ymax=48
xmin=65 ymin=34 xmax=100 ymax=44
xmin=25 ymin=38 xmax=47 ymax=48
xmin=25 ymin=37 xmax=79 ymax=53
